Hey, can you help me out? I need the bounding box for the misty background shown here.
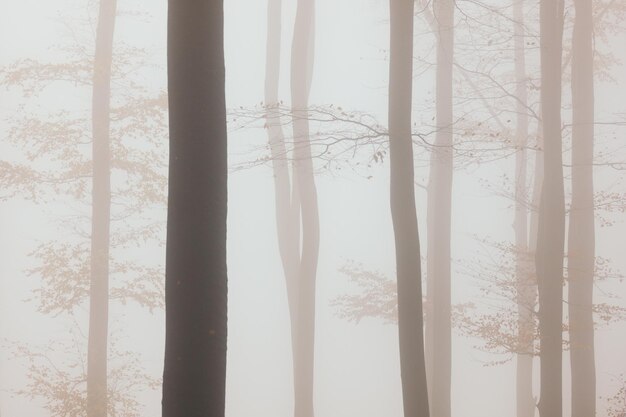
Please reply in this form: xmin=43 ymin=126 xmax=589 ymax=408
xmin=1 ymin=0 xmax=625 ymax=416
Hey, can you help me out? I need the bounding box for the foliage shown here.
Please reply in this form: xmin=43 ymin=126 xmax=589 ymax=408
xmin=331 ymin=240 xmax=626 ymax=366
xmin=8 ymin=328 xmax=160 ymax=417
xmin=603 ymin=375 xmax=626 ymax=417
xmin=331 ymin=262 xmax=399 ymax=324
xmin=0 ymin=34 xmax=168 ymax=314
xmin=0 ymin=11 xmax=167 ymax=415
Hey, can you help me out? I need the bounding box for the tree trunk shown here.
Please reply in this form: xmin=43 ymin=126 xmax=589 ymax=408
xmin=426 ymin=1 xmax=454 ymax=416
xmin=568 ymin=0 xmax=596 ymax=415
xmin=87 ymin=0 xmax=116 ymax=415
xmin=528 ymin=117 xmax=545 ymax=417
xmin=537 ymin=0 xmax=565 ymax=415
xmin=265 ymin=0 xmax=300 ymax=307
xmin=264 ymin=0 xmax=307 ymax=413
xmin=290 ymin=1 xmax=319 ymax=416
xmin=389 ymin=1 xmax=430 ymax=417
xmin=162 ymin=1 xmax=228 ymax=416
xmin=513 ymin=2 xmax=535 ymax=417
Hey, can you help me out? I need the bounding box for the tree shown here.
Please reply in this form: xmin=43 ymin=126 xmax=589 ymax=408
xmin=537 ymin=0 xmax=565 ymax=416
xmin=425 ymin=1 xmax=454 ymax=415
xmin=1 ymin=6 xmax=167 ymax=413
xmin=389 ymin=1 xmax=430 ymax=417
xmin=231 ymin=4 xmax=625 ymax=415
xmin=161 ymin=0 xmax=228 ymax=416
xmin=87 ymin=1 xmax=117 ymax=415
xmin=264 ymin=0 xmax=320 ymax=415
xmin=10 ymin=327 xmax=159 ymax=417
xmin=513 ymin=1 xmax=536 ymax=416
xmin=289 ymin=0 xmax=320 ymax=416
xmin=568 ymin=0 xmax=596 ymax=415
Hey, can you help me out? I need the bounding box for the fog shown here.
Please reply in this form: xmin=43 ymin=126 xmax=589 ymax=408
xmin=1 ymin=0 xmax=625 ymax=417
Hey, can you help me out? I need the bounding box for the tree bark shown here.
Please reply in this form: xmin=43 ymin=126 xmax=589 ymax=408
xmin=426 ymin=1 xmax=454 ymax=416
xmin=389 ymin=1 xmax=430 ymax=417
xmin=527 ymin=117 xmax=544 ymax=417
xmin=537 ymin=0 xmax=565 ymax=415
xmin=264 ymin=0 xmax=302 ymax=385
xmin=290 ymin=1 xmax=319 ymax=416
xmin=568 ymin=0 xmax=596 ymax=415
xmin=264 ymin=0 xmax=311 ymax=414
xmin=162 ymin=1 xmax=228 ymax=416
xmin=513 ymin=2 xmax=535 ymax=417
xmin=87 ymin=0 xmax=116 ymax=415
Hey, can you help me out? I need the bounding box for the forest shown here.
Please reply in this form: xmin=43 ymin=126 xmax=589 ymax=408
xmin=0 ymin=0 xmax=625 ymax=416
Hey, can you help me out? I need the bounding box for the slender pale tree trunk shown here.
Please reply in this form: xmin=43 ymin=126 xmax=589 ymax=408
xmin=517 ymin=115 xmax=544 ymax=416
xmin=290 ymin=1 xmax=319 ymax=416
xmin=568 ymin=0 xmax=596 ymax=415
xmin=264 ymin=0 xmax=306 ymax=412
xmin=530 ymin=118 xmax=544 ymax=266
xmin=426 ymin=1 xmax=454 ymax=416
xmin=265 ymin=0 xmax=300 ymax=362
xmin=162 ymin=0 xmax=228 ymax=416
xmin=87 ymin=1 xmax=116 ymax=415
xmin=537 ymin=0 xmax=565 ymax=415
xmin=513 ymin=2 xmax=535 ymax=417
xmin=265 ymin=0 xmax=299 ymax=321
xmin=389 ymin=1 xmax=430 ymax=417
xmin=528 ymin=118 xmax=545 ymax=417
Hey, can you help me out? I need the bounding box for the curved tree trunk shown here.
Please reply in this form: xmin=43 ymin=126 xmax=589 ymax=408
xmin=290 ymin=1 xmax=319 ymax=416
xmin=265 ymin=0 xmax=301 ymax=380
xmin=264 ymin=0 xmax=309 ymax=413
xmin=537 ymin=0 xmax=565 ymax=415
xmin=87 ymin=0 xmax=116 ymax=415
xmin=426 ymin=1 xmax=454 ymax=416
xmin=568 ymin=0 xmax=596 ymax=415
xmin=389 ymin=1 xmax=430 ymax=417
xmin=162 ymin=1 xmax=228 ymax=416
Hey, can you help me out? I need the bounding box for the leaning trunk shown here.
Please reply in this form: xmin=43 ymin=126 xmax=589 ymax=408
xmin=264 ymin=0 xmax=305 ymax=411
xmin=290 ymin=1 xmax=319 ymax=416
xmin=87 ymin=0 xmax=116 ymax=415
xmin=389 ymin=1 xmax=430 ymax=417
xmin=537 ymin=0 xmax=565 ymax=415
xmin=513 ymin=1 xmax=535 ymax=417
xmin=426 ymin=0 xmax=454 ymax=416
xmin=162 ymin=0 xmax=228 ymax=416
xmin=568 ymin=0 xmax=596 ymax=415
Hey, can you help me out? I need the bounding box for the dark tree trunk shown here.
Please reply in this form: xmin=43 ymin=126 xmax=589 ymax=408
xmin=513 ymin=2 xmax=535 ymax=416
xmin=290 ymin=1 xmax=319 ymax=416
xmin=162 ymin=1 xmax=228 ymax=416
xmin=537 ymin=0 xmax=565 ymax=415
xmin=426 ymin=1 xmax=454 ymax=416
xmin=87 ymin=0 xmax=116 ymax=415
xmin=568 ymin=0 xmax=596 ymax=415
xmin=389 ymin=1 xmax=430 ymax=417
